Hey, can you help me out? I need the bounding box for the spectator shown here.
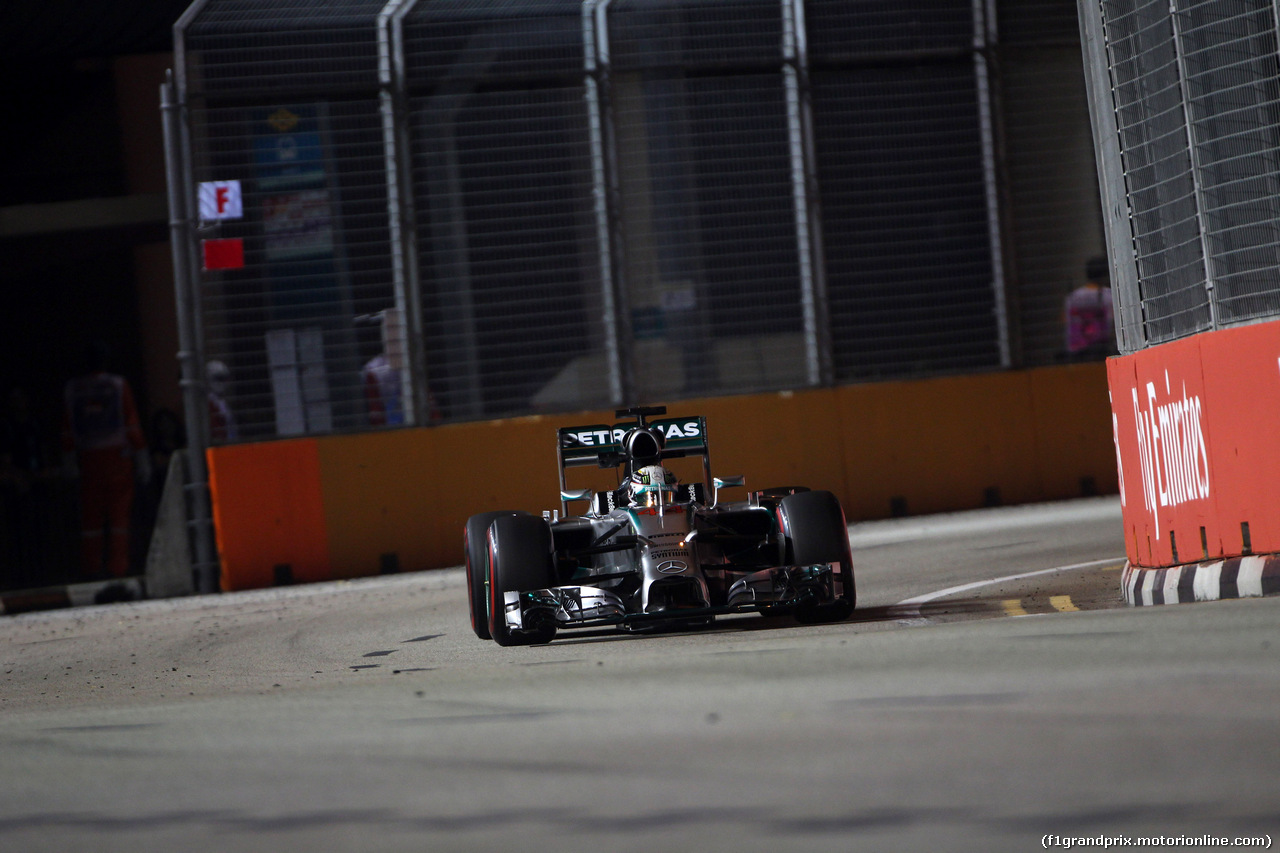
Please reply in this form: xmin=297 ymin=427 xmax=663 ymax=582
xmin=363 ymin=351 xmax=405 ymax=427
xmin=207 ymin=360 xmax=238 ymax=442
xmin=62 ymin=342 xmax=149 ymax=580
xmin=359 ymin=307 xmax=444 ymax=426
xmin=1065 ymin=256 xmax=1116 ymax=360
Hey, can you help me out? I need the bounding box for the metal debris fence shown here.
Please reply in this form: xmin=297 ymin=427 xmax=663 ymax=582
xmin=168 ymin=0 xmax=1110 ymax=444
xmin=1081 ymin=0 xmax=1280 ymax=353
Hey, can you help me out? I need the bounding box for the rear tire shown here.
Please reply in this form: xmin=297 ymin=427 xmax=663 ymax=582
xmin=778 ymin=490 xmax=856 ymax=623
xmin=465 ymin=511 xmax=523 ymax=640
xmin=487 ymin=514 xmax=558 ymax=646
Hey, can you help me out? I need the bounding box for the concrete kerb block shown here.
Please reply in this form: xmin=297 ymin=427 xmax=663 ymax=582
xmin=1122 ymin=554 xmax=1280 ymax=606
xmin=0 ymin=577 xmax=146 ymax=616
xmin=144 ymin=449 xmax=195 ymax=600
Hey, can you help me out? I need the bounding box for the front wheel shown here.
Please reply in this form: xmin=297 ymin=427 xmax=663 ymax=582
xmin=487 ymin=514 xmax=558 ymax=646
xmin=777 ymin=490 xmax=856 ymax=622
xmin=465 ymin=511 xmax=524 ymax=640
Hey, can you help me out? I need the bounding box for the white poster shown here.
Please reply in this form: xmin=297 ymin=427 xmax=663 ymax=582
xmin=266 ymin=327 xmax=333 ymax=437
xmin=266 ymin=329 xmax=305 ymax=437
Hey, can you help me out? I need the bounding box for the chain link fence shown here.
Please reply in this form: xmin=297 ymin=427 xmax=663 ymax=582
xmin=171 ymin=0 xmax=1106 ymax=444
xmin=1082 ymin=0 xmax=1280 ymax=353
xmin=178 ymin=0 xmax=397 ymax=441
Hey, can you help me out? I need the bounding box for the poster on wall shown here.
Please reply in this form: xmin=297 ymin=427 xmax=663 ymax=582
xmin=262 ymin=189 xmax=334 ymax=261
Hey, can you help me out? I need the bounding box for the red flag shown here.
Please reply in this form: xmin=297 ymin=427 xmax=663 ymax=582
xmin=202 ymin=238 xmax=245 ymax=271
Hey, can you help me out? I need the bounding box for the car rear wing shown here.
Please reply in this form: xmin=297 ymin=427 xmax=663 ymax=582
xmin=557 ymin=414 xmax=712 ymax=513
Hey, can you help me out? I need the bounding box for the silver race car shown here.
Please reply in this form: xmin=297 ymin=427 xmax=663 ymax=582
xmin=464 ymin=406 xmax=856 ymax=646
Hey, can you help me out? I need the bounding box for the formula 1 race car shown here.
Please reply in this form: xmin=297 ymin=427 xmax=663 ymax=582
xmin=464 ymin=406 xmax=856 ymax=646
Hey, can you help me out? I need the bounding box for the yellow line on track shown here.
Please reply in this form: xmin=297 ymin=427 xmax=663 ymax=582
xmin=1050 ymin=595 xmax=1079 ymax=612
xmin=1001 ymin=599 xmax=1028 ymax=617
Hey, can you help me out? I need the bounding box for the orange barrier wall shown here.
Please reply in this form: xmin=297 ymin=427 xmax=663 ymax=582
xmin=1107 ymin=319 xmax=1280 ymax=568
xmin=206 ymin=437 xmax=330 ymax=590
xmin=208 ymin=362 xmax=1116 ymax=590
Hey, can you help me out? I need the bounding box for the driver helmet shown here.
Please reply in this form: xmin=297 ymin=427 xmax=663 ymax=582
xmin=629 ymin=464 xmax=679 ymax=508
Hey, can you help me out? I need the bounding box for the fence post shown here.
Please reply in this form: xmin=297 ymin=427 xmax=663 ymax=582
xmin=160 ymin=70 xmax=218 ymax=594
xmin=1078 ymin=0 xmax=1144 ymax=353
xmin=585 ymin=0 xmax=626 ymax=407
xmin=591 ymin=0 xmax=635 ymax=404
xmin=379 ymin=0 xmax=430 ymax=425
xmin=973 ymin=0 xmax=1013 ymax=368
xmin=1168 ymin=1 xmax=1221 ymax=331
xmin=783 ymin=0 xmax=833 ymax=387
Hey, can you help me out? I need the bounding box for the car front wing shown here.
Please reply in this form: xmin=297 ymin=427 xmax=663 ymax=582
xmin=499 ymin=563 xmax=843 ymax=634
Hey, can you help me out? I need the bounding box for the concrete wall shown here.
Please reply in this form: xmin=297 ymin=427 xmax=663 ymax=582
xmin=1108 ymin=319 xmax=1280 ymax=568
xmin=207 ymin=362 xmax=1116 ymax=590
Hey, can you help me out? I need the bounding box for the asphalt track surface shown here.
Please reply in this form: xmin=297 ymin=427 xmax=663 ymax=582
xmin=2 ymin=496 xmax=1277 ymax=852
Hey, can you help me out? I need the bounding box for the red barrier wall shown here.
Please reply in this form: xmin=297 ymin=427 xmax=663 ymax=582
xmin=1107 ymin=319 xmax=1280 ymax=568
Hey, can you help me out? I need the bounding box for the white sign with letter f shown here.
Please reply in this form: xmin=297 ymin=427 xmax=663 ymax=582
xmin=198 ymin=180 xmax=243 ymax=221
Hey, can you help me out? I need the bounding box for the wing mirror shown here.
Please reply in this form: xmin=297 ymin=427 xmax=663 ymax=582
xmin=711 ymin=475 xmax=745 ymax=508
xmin=560 ymin=487 xmax=596 ymax=518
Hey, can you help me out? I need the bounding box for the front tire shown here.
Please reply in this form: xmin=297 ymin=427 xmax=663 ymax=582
xmin=465 ymin=511 xmax=524 ymax=640
xmin=487 ymin=514 xmax=558 ymax=646
xmin=778 ymin=490 xmax=856 ymax=622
